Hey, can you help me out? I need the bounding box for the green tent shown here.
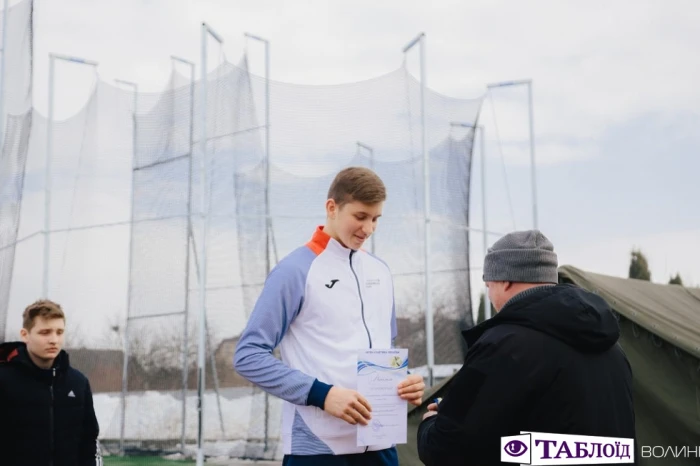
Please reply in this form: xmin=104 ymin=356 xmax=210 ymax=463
xmin=397 ymin=265 xmax=700 ymax=465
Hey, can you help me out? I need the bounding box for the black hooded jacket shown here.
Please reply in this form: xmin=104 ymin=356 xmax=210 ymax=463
xmin=417 ymin=284 xmax=635 ymax=465
xmin=0 ymin=342 xmax=101 ymax=466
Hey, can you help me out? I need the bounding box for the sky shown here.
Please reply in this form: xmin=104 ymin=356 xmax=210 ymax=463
xmin=3 ymin=0 xmax=700 ymax=343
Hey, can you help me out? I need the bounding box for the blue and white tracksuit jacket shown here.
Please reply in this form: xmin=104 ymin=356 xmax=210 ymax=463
xmin=234 ymin=226 xmax=397 ymax=456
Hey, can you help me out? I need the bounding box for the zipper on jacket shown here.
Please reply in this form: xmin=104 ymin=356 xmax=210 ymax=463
xmin=49 ymin=367 xmax=55 ymax=466
xmin=349 ymin=250 xmax=372 ymax=348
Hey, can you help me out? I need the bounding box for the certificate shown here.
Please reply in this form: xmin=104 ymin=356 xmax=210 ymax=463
xmin=356 ymin=348 xmax=408 ymax=446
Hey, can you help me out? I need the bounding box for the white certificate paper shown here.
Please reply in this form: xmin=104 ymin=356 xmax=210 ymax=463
xmin=356 ymin=348 xmax=408 ymax=447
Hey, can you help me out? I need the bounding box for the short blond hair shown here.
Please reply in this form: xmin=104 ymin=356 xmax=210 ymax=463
xmin=22 ymin=299 xmax=65 ymax=331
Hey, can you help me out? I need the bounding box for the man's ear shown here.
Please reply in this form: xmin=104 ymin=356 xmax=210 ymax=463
xmin=503 ymin=281 xmax=513 ymax=291
xmin=326 ymin=198 xmax=337 ymax=219
xmin=20 ymin=327 xmax=28 ymax=343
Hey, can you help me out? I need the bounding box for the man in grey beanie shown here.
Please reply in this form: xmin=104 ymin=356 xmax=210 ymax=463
xmin=481 ymin=229 xmax=559 ymax=312
xmin=417 ymin=230 xmax=636 ymax=466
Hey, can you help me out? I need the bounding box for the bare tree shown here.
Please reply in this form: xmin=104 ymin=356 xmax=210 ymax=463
xmin=105 ymin=311 xmax=206 ymax=390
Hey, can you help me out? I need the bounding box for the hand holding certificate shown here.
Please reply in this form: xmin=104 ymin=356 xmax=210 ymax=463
xmin=356 ymin=349 xmax=410 ymax=446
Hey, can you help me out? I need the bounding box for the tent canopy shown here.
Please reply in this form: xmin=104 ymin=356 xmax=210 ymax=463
xmin=558 ymin=265 xmax=700 ymax=359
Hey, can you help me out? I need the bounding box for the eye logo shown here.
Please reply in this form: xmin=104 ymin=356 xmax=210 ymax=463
xmin=503 ymin=440 xmax=528 ymax=457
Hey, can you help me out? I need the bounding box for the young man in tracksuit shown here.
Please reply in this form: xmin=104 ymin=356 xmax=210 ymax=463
xmin=234 ymin=166 xmax=425 ymax=466
xmin=0 ymin=299 xmax=102 ymax=466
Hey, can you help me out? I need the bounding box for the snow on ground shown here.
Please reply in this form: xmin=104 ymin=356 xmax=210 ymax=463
xmin=94 ymin=387 xmax=284 ymax=459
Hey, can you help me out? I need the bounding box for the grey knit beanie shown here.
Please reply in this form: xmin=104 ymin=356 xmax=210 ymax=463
xmin=483 ymin=230 xmax=559 ymax=283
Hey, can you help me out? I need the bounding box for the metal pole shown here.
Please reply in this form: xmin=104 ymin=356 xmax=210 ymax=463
xmin=264 ymin=38 xmax=270 ymax=455
xmin=403 ymin=32 xmax=433 ymax=386
xmin=0 ymin=0 xmax=8 ymax=153
xmin=44 ymin=55 xmax=54 ymax=299
xmin=171 ymin=54 xmax=196 ymax=455
xmin=187 ymin=55 xmax=196 ymax=456
xmin=486 ymin=79 xmax=537 ymax=229
xmin=244 ymin=32 xmax=272 ymax=453
xmin=356 ymin=141 xmax=376 ymax=255
xmin=198 ymin=23 xmax=223 ymax=466
xmin=419 ymin=35 xmax=434 ymax=387
xmin=244 ymin=33 xmax=271 ymax=275
xmin=198 ymin=24 xmax=207 ymax=466
xmin=180 ymin=51 xmax=226 ymax=444
xmin=116 ymin=78 xmax=138 ymax=457
xmin=479 ymin=126 xmax=491 ymax=318
xmin=419 ymin=34 xmax=434 ymax=387
xmin=527 ymin=81 xmax=538 ymax=229
xmin=44 ymin=53 xmax=98 ymax=299
xmin=185 ymin=57 xmax=195 ymax=455
xmin=119 ymin=322 xmax=129 ymax=455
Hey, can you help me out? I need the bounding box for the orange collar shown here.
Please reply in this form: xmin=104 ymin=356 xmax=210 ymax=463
xmin=306 ymin=226 xmax=332 ymax=255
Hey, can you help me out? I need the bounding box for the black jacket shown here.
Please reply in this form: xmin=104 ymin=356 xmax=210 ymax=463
xmin=418 ymin=284 xmax=635 ymax=465
xmin=0 ymin=342 xmax=102 ymax=466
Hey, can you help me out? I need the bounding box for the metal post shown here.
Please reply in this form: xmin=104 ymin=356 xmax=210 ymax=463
xmin=527 ymin=81 xmax=538 ymax=230
xmin=0 ymin=0 xmax=8 ymax=152
xmin=198 ymin=24 xmax=208 ymax=466
xmin=403 ymin=32 xmax=433 ymax=386
xmin=244 ymin=33 xmax=271 ymax=275
xmin=44 ymin=56 xmax=54 ymax=299
xmin=115 ymin=78 xmax=138 ymax=457
xmin=198 ymin=23 xmax=223 ymax=466
xmin=264 ymin=39 xmax=270 ymax=280
xmin=119 ymin=322 xmax=129 ymax=456
xmin=356 ymin=141 xmax=376 ymax=255
xmin=486 ymin=79 xmax=538 ymax=229
xmin=263 ymin=36 xmax=272 ymax=455
xmin=44 ymin=53 xmax=98 ymax=299
xmin=171 ymin=54 xmax=196 ymax=455
xmin=244 ymin=32 xmax=272 ymax=453
xmin=264 ymin=37 xmax=271 ymax=456
xmin=479 ymin=126 xmax=491 ymax=318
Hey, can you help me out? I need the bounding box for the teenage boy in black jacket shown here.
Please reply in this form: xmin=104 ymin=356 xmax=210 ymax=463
xmin=0 ymin=299 xmax=102 ymax=466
